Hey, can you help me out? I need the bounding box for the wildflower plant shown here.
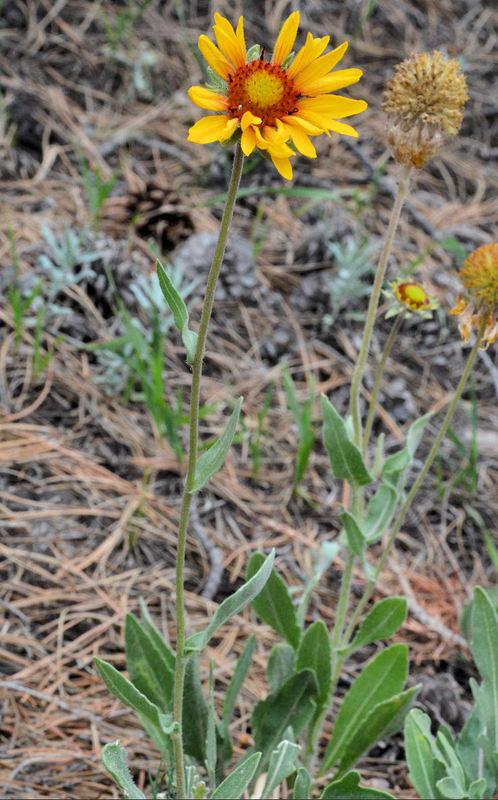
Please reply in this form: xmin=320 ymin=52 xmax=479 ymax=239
xmin=93 ymin=13 xmax=497 ymax=800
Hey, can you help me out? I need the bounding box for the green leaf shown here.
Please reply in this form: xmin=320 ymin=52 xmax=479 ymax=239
xmin=341 ymin=510 xmax=366 ymax=558
xmin=156 ymin=259 xmax=198 ymax=364
xmin=296 ymin=621 xmax=331 ymax=704
xmin=252 ymin=670 xmax=317 ymax=770
xmin=456 ymin=704 xmax=492 ymax=794
xmin=246 ymin=553 xmax=301 ymax=650
xmin=467 ymin=778 xmax=487 ymax=799
xmin=184 ymin=550 xmax=275 ymax=653
xmin=138 ymin=598 xmax=176 ymax=668
xmin=191 ymin=397 xmax=243 ymax=491
xmin=363 ymin=484 xmax=398 ymax=543
xmin=210 ymin=753 xmax=261 ymax=799
xmin=125 ymin=613 xmax=174 ymax=711
xmin=206 ymin=661 xmax=217 ymax=788
xmin=321 ymin=395 xmax=372 ymax=487
xmin=404 ymin=709 xmax=439 ymax=800
xmin=94 ymin=657 xmax=177 ymax=759
xmin=267 ymin=643 xmax=296 ymax=694
xmin=406 ymin=412 xmax=433 ymax=458
xmin=182 ymin=654 xmax=209 ymax=763
xmin=381 ymin=449 xmax=410 ymax=490
xmin=293 ymin=767 xmax=311 ymax=800
xmin=319 ymin=644 xmax=408 ymax=775
xmin=320 ymin=770 xmax=396 ymax=799
xmin=336 ymin=687 xmax=419 ymax=777
xmin=297 ymin=542 xmax=339 ymax=628
xmin=262 ymin=740 xmax=301 ymax=797
xmin=101 ymin=741 xmax=146 ymax=800
xmin=341 ymin=598 xmax=407 ymax=656
xmin=470 ymin=587 xmax=498 ymax=756
xmin=219 ymin=635 xmax=256 ymax=767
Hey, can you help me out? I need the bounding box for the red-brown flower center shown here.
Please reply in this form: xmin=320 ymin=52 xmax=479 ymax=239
xmin=227 ymin=59 xmax=300 ymax=127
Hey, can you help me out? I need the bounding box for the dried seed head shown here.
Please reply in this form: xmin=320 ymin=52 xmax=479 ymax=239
xmin=382 ymin=51 xmax=467 ymax=168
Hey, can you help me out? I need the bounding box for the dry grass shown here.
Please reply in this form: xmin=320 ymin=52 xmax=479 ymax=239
xmin=0 ymin=0 xmax=497 ymax=797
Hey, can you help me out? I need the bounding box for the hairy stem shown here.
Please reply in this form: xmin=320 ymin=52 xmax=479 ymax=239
xmin=172 ymin=144 xmax=244 ymax=800
xmin=363 ymin=314 xmax=403 ymax=454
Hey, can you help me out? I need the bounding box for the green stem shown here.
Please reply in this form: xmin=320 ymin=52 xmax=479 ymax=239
xmin=362 ymin=314 xmax=403 ymax=454
xmin=341 ymin=317 xmax=487 ymax=648
xmin=172 ymin=144 xmax=244 ymax=800
xmin=350 ymin=164 xmax=412 ymax=449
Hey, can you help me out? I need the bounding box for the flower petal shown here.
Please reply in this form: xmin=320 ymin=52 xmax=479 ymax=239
xmin=188 ymin=86 xmax=228 ymax=111
xmin=198 ymin=34 xmax=233 ymax=80
xmin=188 ymin=115 xmax=232 ymax=144
xmin=241 ymin=125 xmax=257 ymax=155
xmin=293 ymin=41 xmax=349 ymax=91
xmin=281 ymin=119 xmax=317 ymax=157
xmin=326 ymin=119 xmax=360 ymax=137
xmin=281 ymin=115 xmax=324 ymax=135
xmin=298 ymin=95 xmax=368 ymax=118
xmin=272 ymin=11 xmax=300 ymax=66
xmin=213 ymin=15 xmax=246 ymax=69
xmin=301 ymin=68 xmax=363 ymax=95
xmin=271 ymin=155 xmax=293 ymax=180
xmin=241 ymin=110 xmax=262 ymax=130
xmin=287 ymin=33 xmax=330 ymax=79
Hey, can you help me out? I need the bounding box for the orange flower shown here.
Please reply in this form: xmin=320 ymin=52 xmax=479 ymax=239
xmin=450 ymin=243 xmax=498 ymax=349
xmin=188 ymin=12 xmax=367 ymax=179
xmin=385 ymin=280 xmax=438 ymax=319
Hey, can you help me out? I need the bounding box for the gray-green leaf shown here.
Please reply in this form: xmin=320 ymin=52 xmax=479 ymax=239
xmin=262 ymin=740 xmax=301 ymax=797
xmin=210 ymin=753 xmax=261 ymax=799
xmin=320 ymin=770 xmax=396 ymax=799
xmin=296 ymin=620 xmax=331 ymax=704
xmin=184 ymin=550 xmax=275 ymax=653
xmin=101 ymin=741 xmax=145 ymax=800
xmin=246 ymin=553 xmax=301 ymax=650
xmin=191 ymin=398 xmax=242 ymax=492
xmin=321 ymin=395 xmax=372 ymax=487
xmin=340 ymin=598 xmax=407 ymax=656
xmin=156 ymin=260 xmax=198 ymax=364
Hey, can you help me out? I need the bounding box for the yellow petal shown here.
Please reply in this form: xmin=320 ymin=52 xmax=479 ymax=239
xmin=326 ymin=119 xmax=360 ymax=137
xmin=188 ymin=86 xmax=228 ymax=111
xmin=281 ymin=115 xmax=324 ymax=135
xmin=298 ymin=95 xmax=367 ymax=118
xmin=198 ymin=35 xmax=233 ymax=80
xmin=271 ymin=155 xmax=293 ymax=180
xmin=188 ymin=115 xmax=231 ymax=144
xmin=294 ymin=42 xmax=348 ymax=91
xmin=287 ymin=34 xmax=330 ymax=79
xmin=235 ymin=17 xmax=246 ymax=60
xmin=220 ymin=117 xmax=240 ymax=141
xmin=213 ymin=21 xmax=246 ymax=69
xmin=272 ymin=11 xmax=300 ymax=66
xmin=281 ymin=122 xmax=317 ymax=157
xmin=241 ymin=125 xmax=257 ymax=155
xmin=241 ymin=110 xmax=262 ymax=130
xmin=301 ymin=68 xmax=363 ymax=95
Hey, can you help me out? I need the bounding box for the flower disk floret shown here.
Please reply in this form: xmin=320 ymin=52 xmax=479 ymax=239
xmin=188 ymin=12 xmax=367 ymax=179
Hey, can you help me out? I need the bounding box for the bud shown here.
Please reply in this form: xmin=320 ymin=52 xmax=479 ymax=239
xmin=382 ymin=51 xmax=467 ymax=169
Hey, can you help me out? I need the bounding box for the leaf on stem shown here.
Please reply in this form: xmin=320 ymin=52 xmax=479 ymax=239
xmin=191 ymin=397 xmax=243 ymax=492
xmin=339 ymin=597 xmax=407 ymax=656
xmin=246 ymin=553 xmax=301 ymax=650
xmin=101 ymin=741 xmax=146 ymax=800
xmin=321 ymin=395 xmax=372 ymax=487
xmin=156 ymin=259 xmax=198 ymax=364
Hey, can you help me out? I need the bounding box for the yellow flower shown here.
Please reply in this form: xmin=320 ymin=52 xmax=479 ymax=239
xmin=188 ymin=12 xmax=367 ymax=180
xmin=385 ymin=280 xmax=438 ymax=319
xmin=450 ymin=243 xmax=498 ymax=349
xmin=382 ymin=51 xmax=467 ymax=168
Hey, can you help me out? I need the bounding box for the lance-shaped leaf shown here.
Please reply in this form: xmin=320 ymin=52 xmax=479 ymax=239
xmin=211 ymin=752 xmax=261 ymax=799
xmin=293 ymin=767 xmax=312 ymax=800
xmin=336 ymin=686 xmax=419 ymax=777
xmin=341 ymin=510 xmax=367 ymax=558
xmin=320 ymin=770 xmax=396 ymax=799
xmin=252 ymin=670 xmax=317 ymax=770
xmin=321 ymin=395 xmax=372 ymax=487
xmin=125 ymin=613 xmax=174 ymax=711
xmin=101 ymin=741 xmax=145 ymax=800
xmin=182 ymin=654 xmax=209 ymax=764
xmin=218 ymin=635 xmax=256 ymax=765
xmin=296 ymin=620 xmax=331 ymax=705
xmin=267 ymin=643 xmax=296 ymax=694
xmin=156 ymin=260 xmax=197 ymax=364
xmin=404 ymin=709 xmax=440 ymax=800
xmin=246 ymin=553 xmax=301 ymax=650
xmin=363 ymin=483 xmax=398 ymax=543
xmin=184 ymin=550 xmax=275 ymax=653
xmin=339 ymin=597 xmax=407 ymax=656
xmin=191 ymin=397 xmax=243 ymax=492
xmin=262 ymin=740 xmax=301 ymax=797
xmin=470 ymin=587 xmax=498 ymax=758
xmin=319 ymin=644 xmax=408 ymax=775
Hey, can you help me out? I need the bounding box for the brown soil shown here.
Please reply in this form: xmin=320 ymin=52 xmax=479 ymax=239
xmin=0 ymin=1 xmax=496 ymax=797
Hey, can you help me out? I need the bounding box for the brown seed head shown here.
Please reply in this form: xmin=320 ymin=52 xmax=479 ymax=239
xmin=382 ymin=51 xmax=467 ymax=168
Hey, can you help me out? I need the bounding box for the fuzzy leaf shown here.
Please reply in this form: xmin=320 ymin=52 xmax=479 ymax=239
xmin=211 ymin=753 xmax=261 ymax=799
xmin=191 ymin=397 xmax=242 ymax=491
xmin=101 ymin=741 xmax=145 ymax=800
xmin=320 ymin=770 xmax=395 ymax=799
xmin=321 ymin=395 xmax=372 ymax=487
xmin=340 ymin=598 xmax=407 ymax=656
xmin=156 ymin=259 xmax=197 ymax=364
xmin=246 ymin=553 xmax=301 ymax=650
xmin=262 ymin=740 xmax=301 ymax=797
xmin=296 ymin=620 xmax=331 ymax=704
